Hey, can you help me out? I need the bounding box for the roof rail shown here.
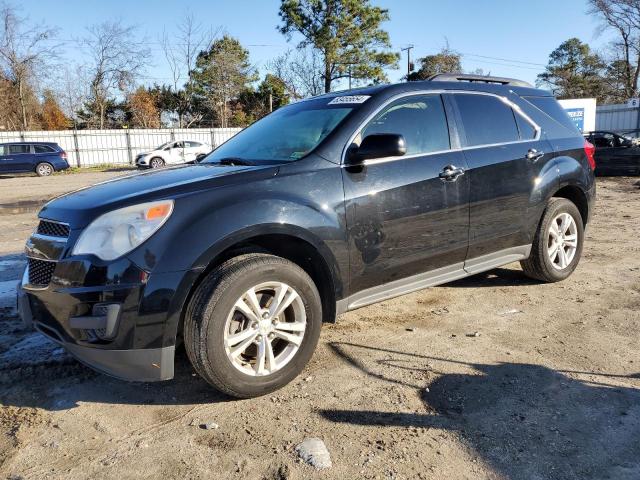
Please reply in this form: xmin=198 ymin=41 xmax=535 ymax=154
xmin=428 ymin=73 xmax=533 ymax=88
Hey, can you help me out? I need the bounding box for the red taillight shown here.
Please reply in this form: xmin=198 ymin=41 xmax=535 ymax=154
xmin=60 ymin=151 xmax=67 ymax=160
xmin=584 ymin=139 xmax=596 ymax=171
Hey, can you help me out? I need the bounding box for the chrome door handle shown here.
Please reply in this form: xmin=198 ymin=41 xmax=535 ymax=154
xmin=439 ymin=165 xmax=465 ymax=182
xmin=526 ymin=149 xmax=544 ymax=162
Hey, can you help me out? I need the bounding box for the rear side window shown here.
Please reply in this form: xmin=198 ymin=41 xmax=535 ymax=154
xmin=523 ymin=96 xmax=579 ymax=134
xmin=34 ymin=145 xmax=55 ymax=153
xmin=8 ymin=145 xmax=30 ymax=154
xmin=454 ymin=94 xmax=520 ymax=147
xmin=361 ymin=94 xmax=450 ymax=155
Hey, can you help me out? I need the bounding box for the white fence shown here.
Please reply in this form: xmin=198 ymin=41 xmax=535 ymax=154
xmin=0 ymin=127 xmax=242 ymax=167
xmin=596 ymin=104 xmax=640 ymax=135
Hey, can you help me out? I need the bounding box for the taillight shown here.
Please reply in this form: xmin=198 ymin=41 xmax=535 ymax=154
xmin=60 ymin=151 xmax=67 ymax=160
xmin=584 ymin=139 xmax=596 ymax=171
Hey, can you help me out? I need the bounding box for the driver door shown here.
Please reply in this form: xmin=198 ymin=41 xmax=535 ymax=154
xmin=342 ymin=93 xmax=470 ymax=301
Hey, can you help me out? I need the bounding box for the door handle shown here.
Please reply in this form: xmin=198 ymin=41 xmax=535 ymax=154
xmin=526 ymin=148 xmax=544 ymax=162
xmin=439 ymin=165 xmax=465 ymax=182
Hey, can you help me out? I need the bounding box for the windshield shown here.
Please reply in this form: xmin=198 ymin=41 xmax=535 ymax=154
xmin=156 ymin=141 xmax=172 ymax=150
xmin=203 ymin=98 xmax=359 ymax=163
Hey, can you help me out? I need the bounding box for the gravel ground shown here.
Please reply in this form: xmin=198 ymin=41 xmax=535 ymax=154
xmin=0 ymin=172 xmax=638 ymax=480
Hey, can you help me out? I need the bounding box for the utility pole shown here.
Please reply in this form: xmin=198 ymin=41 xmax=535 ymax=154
xmin=401 ymin=45 xmax=414 ymax=81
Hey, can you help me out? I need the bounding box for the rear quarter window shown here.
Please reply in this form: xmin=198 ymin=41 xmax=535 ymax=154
xmin=34 ymin=145 xmax=55 ymax=153
xmin=523 ymin=96 xmax=580 ymax=135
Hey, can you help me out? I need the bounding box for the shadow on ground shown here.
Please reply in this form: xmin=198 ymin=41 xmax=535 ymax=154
xmin=322 ymin=342 xmax=640 ymax=480
xmin=0 ymin=349 xmax=230 ymax=411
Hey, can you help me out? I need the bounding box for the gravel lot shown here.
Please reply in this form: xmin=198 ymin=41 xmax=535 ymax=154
xmin=0 ymin=171 xmax=638 ymax=480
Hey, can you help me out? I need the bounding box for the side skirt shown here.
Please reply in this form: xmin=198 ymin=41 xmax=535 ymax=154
xmin=336 ymin=245 xmax=531 ymax=314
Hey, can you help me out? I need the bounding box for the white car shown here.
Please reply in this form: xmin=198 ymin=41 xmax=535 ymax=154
xmin=136 ymin=141 xmax=212 ymax=168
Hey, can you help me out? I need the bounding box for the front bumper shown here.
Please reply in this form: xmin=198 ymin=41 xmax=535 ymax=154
xmin=19 ymin=284 xmax=174 ymax=381
xmin=19 ymin=225 xmax=190 ymax=382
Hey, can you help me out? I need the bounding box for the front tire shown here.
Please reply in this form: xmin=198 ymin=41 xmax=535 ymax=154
xmin=35 ymin=162 xmax=53 ymax=177
xmin=149 ymin=157 xmax=165 ymax=168
xmin=184 ymin=254 xmax=322 ymax=398
xmin=521 ymin=198 xmax=584 ymax=282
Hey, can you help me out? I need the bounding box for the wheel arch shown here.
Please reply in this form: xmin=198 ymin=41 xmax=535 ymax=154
xmin=551 ymin=184 xmax=589 ymax=227
xmin=169 ymin=226 xmax=342 ymax=347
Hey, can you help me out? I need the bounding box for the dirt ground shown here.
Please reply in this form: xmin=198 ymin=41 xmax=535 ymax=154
xmin=0 ymin=171 xmax=638 ymax=480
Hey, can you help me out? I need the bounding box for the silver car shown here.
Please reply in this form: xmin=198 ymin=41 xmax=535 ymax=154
xmin=136 ymin=140 xmax=212 ymax=168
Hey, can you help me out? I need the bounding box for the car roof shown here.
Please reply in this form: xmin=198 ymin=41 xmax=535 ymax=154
xmin=318 ymin=78 xmax=552 ymax=102
xmin=0 ymin=141 xmax=59 ymax=146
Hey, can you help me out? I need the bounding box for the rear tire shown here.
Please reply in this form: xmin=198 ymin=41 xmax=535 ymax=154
xmin=149 ymin=157 xmax=164 ymax=168
xmin=35 ymin=162 xmax=53 ymax=177
xmin=184 ymin=254 xmax=322 ymax=398
xmin=520 ymin=198 xmax=584 ymax=282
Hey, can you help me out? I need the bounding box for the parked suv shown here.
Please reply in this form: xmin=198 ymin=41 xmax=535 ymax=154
xmin=136 ymin=140 xmax=211 ymax=168
xmin=18 ymin=75 xmax=596 ymax=398
xmin=583 ymin=130 xmax=640 ymax=176
xmin=0 ymin=142 xmax=69 ymax=176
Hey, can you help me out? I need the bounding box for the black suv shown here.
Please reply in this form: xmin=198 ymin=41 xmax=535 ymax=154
xmin=584 ymin=130 xmax=640 ymax=176
xmin=18 ymin=74 xmax=596 ymax=398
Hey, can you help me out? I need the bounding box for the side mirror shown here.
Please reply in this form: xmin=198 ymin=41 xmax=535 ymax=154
xmin=347 ymin=134 xmax=406 ymax=165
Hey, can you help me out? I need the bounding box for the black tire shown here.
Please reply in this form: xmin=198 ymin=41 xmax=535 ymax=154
xmin=184 ymin=253 xmax=322 ymax=398
xmin=149 ymin=157 xmax=164 ymax=168
xmin=35 ymin=162 xmax=54 ymax=177
xmin=520 ymin=198 xmax=584 ymax=282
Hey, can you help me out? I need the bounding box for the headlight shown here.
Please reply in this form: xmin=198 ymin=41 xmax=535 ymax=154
xmin=72 ymin=200 xmax=174 ymax=261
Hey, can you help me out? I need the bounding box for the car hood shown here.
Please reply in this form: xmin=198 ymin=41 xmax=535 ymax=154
xmin=39 ymin=164 xmax=276 ymax=228
xmin=137 ymin=149 xmax=160 ymax=157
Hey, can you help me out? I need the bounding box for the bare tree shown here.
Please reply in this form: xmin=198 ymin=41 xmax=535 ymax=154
xmin=589 ymin=0 xmax=640 ymax=99
xmin=57 ymin=65 xmax=89 ymax=127
xmin=0 ymin=4 xmax=59 ymax=130
xmin=268 ymin=48 xmax=324 ymax=100
xmin=82 ymin=21 xmax=150 ymax=128
xmin=160 ymin=14 xmax=218 ymax=127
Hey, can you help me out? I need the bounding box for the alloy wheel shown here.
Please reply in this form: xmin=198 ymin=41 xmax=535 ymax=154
xmin=547 ymin=212 xmax=578 ymax=270
xmin=223 ymin=282 xmax=306 ymax=376
xmin=37 ymin=164 xmax=52 ymax=176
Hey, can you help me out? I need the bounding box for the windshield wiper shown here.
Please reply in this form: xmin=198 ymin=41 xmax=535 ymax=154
xmin=216 ymin=157 xmax=256 ymax=166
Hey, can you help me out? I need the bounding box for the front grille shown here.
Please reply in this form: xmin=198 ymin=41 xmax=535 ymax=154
xmin=37 ymin=220 xmax=70 ymax=238
xmin=27 ymin=258 xmax=56 ymax=286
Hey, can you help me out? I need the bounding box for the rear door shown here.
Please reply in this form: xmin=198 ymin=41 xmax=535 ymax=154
xmin=343 ymin=92 xmax=470 ymax=298
xmin=183 ymin=141 xmax=201 ymax=161
xmin=6 ymin=144 xmax=33 ymax=172
xmin=449 ymin=92 xmax=551 ymax=268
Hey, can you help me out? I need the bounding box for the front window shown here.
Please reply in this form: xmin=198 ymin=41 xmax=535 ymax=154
xmin=358 ymin=94 xmax=450 ymax=155
xmin=203 ymin=98 xmax=358 ymax=164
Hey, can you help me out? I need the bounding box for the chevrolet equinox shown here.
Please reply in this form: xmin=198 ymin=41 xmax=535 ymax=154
xmin=18 ymin=74 xmax=596 ymax=398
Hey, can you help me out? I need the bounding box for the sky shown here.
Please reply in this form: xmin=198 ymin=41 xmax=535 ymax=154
xmin=17 ymin=0 xmax=611 ymax=89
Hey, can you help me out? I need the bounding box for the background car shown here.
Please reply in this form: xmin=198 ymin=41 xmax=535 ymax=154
xmin=135 ymin=140 xmax=212 ymax=168
xmin=0 ymin=142 xmax=69 ymax=177
xmin=584 ymin=130 xmax=640 ymax=176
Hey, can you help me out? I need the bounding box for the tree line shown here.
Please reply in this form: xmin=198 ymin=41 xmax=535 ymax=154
xmin=0 ymin=0 xmax=637 ymax=132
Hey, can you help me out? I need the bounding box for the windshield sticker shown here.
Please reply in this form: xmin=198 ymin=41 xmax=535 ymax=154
xmin=328 ymin=95 xmax=370 ymax=105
